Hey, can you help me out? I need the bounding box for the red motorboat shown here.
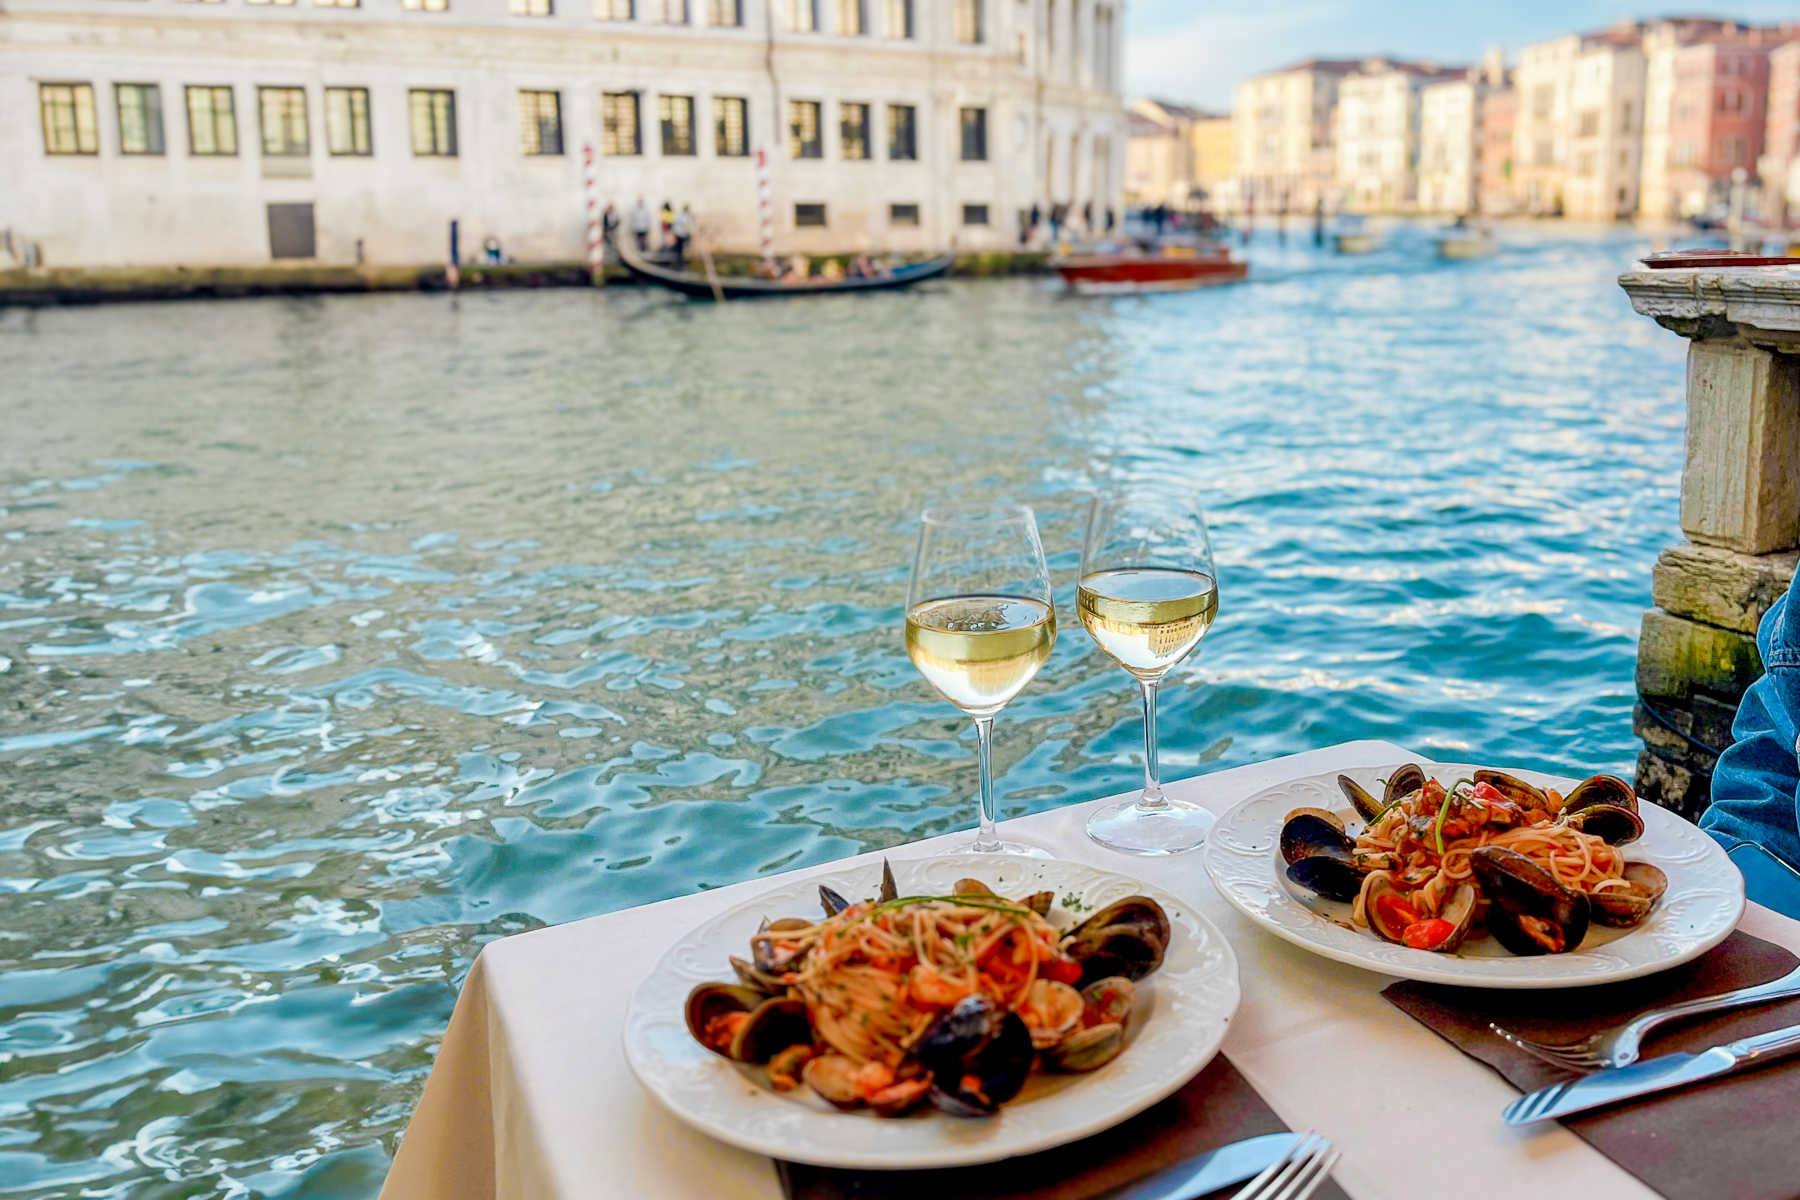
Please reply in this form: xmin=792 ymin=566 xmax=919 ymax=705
xmin=1052 ymin=243 xmax=1247 ymax=294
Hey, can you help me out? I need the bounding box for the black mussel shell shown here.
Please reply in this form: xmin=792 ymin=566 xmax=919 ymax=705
xmin=1337 ymin=775 xmax=1384 ymax=822
xmin=1565 ymin=803 xmax=1644 ymax=846
xmin=1563 ymin=775 xmax=1638 ymax=817
xmin=1471 ymin=846 xmax=1590 ymax=957
xmin=1017 ymin=890 xmax=1055 ymax=918
xmin=819 ymin=885 xmax=851 ymax=916
xmin=1384 ymin=763 xmax=1427 ymax=804
xmin=1061 ymin=897 xmax=1170 ymax=987
xmin=1286 ymin=854 xmax=1366 ymax=903
xmin=1280 ymin=813 xmax=1357 ymax=867
xmin=1473 ymin=770 xmax=1550 ymax=810
xmin=879 ymin=858 xmax=898 ymax=903
xmin=915 ymin=996 xmax=1034 ymax=1117
xmin=730 ymin=997 xmax=813 ymax=1064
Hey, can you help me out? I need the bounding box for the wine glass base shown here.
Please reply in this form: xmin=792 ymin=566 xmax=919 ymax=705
xmin=1085 ymin=794 xmax=1215 ymax=856
xmin=950 ymin=837 xmax=1055 ymax=859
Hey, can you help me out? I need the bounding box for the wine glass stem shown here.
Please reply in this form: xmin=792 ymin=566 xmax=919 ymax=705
xmin=972 ymin=714 xmax=1001 ymax=852
xmin=1138 ymin=678 xmax=1168 ymax=811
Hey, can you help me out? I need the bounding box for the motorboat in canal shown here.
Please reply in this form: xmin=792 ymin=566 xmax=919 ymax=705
xmin=1434 ymin=220 xmax=1498 ymax=260
xmin=1332 ymin=214 xmax=1382 ymax=255
xmin=617 ymin=239 xmax=954 ymax=300
xmin=1052 ymin=241 xmax=1248 ymax=294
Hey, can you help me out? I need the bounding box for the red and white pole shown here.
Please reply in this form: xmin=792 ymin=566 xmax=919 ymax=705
xmin=583 ymin=140 xmax=603 ymax=283
xmin=756 ymin=145 xmax=774 ymax=265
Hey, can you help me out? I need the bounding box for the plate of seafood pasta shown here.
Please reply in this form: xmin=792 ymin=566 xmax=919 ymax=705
xmin=1202 ymin=763 xmax=1744 ymax=989
xmin=622 ymin=855 xmax=1240 ymax=1168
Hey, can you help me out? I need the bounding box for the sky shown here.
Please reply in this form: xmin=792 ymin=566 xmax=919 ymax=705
xmin=1123 ymin=2 xmax=1800 ymax=110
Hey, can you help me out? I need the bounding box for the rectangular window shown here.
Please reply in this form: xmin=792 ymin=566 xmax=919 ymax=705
xmin=649 ymin=0 xmax=687 ymax=20
xmin=1577 ymin=110 xmax=1598 ymax=138
xmin=259 ymin=87 xmax=309 ymax=156
xmin=960 ymin=106 xmax=987 ymax=160
xmin=962 ymin=203 xmax=989 ymax=225
xmin=881 ymin=0 xmax=912 ymax=37
xmin=708 ymin=0 xmax=741 ymax=22
xmin=659 ymin=94 xmax=695 ymax=155
xmin=509 ymin=0 xmax=552 ymax=13
xmin=40 ymin=83 xmax=98 ymax=155
xmin=890 ymin=202 xmax=920 ymax=225
xmin=602 ymin=92 xmax=641 ymax=155
xmin=837 ymin=0 xmax=862 ymax=33
xmin=519 ymin=90 xmax=563 ymax=155
xmin=785 ymin=0 xmax=816 ymax=31
xmin=714 ymin=96 xmax=748 ymax=156
xmin=402 ymin=0 xmax=449 ymax=9
xmin=594 ymin=0 xmax=633 ymax=16
xmin=116 ymin=84 xmax=165 ymax=155
xmin=1532 ymin=85 xmax=1552 ymax=118
xmin=795 ymin=202 xmax=826 ymax=226
xmin=315 ymin=0 xmax=360 ymax=7
xmin=789 ymin=100 xmax=822 ymax=158
xmin=409 ymin=89 xmax=457 ymax=156
xmin=953 ymin=0 xmax=981 ymax=44
xmin=325 ymin=87 xmax=372 ymax=155
xmin=840 ymin=102 xmax=869 ymax=159
xmin=888 ymin=103 xmax=917 ymax=160
xmin=186 ymin=86 xmax=237 ymax=155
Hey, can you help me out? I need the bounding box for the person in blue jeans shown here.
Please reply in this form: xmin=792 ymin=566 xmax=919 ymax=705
xmin=1701 ymin=583 xmax=1800 ymax=870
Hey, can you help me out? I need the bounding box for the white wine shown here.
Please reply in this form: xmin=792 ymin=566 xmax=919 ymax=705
xmin=905 ymin=595 xmax=1057 ymax=714
xmin=1077 ymin=568 xmax=1217 ymax=677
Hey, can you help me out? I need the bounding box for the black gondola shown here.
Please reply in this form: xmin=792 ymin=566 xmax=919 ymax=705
xmin=615 ymin=239 xmax=954 ymax=300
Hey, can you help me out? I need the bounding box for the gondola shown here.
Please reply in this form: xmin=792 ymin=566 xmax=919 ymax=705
xmin=615 ymin=239 xmax=954 ymax=300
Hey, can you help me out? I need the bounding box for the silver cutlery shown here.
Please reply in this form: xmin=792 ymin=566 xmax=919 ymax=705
xmin=1489 ymin=962 xmax=1800 ymax=1071
xmin=1502 ymin=1021 xmax=1800 ymax=1125
xmin=1231 ymin=1131 xmax=1339 ymax=1200
xmin=1095 ymin=1132 xmax=1298 ymax=1200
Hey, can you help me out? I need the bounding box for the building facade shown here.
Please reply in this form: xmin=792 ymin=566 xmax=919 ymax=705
xmin=1666 ymin=39 xmax=1770 ymax=219
xmin=1417 ymin=75 xmax=1479 ymax=214
xmin=1768 ymin=40 xmax=1800 ymax=224
xmin=1123 ymin=97 xmax=1198 ymax=206
xmin=1189 ymin=113 xmax=1233 ymax=209
xmin=1475 ymin=77 xmax=1518 ymax=213
xmin=1563 ymin=33 xmax=1645 ymax=219
xmin=1512 ymin=34 xmax=1579 ymax=214
xmin=2 ymin=0 xmax=1124 ymax=268
xmin=1231 ymin=59 xmax=1356 ymax=215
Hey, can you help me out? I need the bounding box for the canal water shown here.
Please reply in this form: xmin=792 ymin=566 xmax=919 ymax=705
xmin=1 ymin=223 xmax=1687 ymax=1197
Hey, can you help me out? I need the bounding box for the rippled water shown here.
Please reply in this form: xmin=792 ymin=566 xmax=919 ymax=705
xmin=0 ymin=223 xmax=1688 ymax=1197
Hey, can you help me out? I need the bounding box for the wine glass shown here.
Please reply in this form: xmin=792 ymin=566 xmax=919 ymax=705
xmin=1078 ymin=484 xmax=1220 ymax=855
xmin=905 ymin=503 xmax=1057 ymax=857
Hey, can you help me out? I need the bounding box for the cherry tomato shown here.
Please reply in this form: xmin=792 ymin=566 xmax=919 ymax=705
xmin=1402 ymin=919 xmax=1457 ymax=950
xmin=1374 ymin=893 xmax=1422 ymax=930
xmin=1041 ymin=956 xmax=1084 ymax=986
xmin=1471 ymin=782 xmax=1504 ymax=804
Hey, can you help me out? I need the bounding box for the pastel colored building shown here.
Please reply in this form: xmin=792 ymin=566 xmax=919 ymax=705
xmin=1231 ymin=59 xmax=1358 ymax=215
xmin=1666 ymin=39 xmax=1770 ymax=218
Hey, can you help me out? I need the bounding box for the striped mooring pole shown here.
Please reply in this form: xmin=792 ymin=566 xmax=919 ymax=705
xmin=583 ymin=140 xmax=604 ymax=285
xmin=755 ymin=145 xmax=773 ymax=266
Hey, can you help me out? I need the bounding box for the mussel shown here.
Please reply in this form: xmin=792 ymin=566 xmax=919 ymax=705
xmin=685 ymin=983 xmax=812 ymax=1063
xmin=1281 ymin=812 xmax=1365 ymax=903
xmin=818 ymin=885 xmax=851 ymax=916
xmin=1471 ymin=846 xmax=1590 ymax=956
xmin=1040 ymin=976 xmax=1137 ymax=1073
xmin=752 ymin=916 xmax=814 ymax=976
xmin=729 ymin=955 xmax=784 ymax=994
xmin=914 ymin=995 xmax=1035 ymax=1117
xmin=1589 ymin=862 xmax=1668 ymax=928
xmin=1561 ymin=775 xmax=1643 ymax=846
xmin=1472 ymin=769 xmax=1551 ymax=811
xmin=1336 ymin=762 xmax=1425 ymax=822
xmin=1060 ymin=896 xmax=1170 ymax=987
xmin=1361 ymin=874 xmax=1478 ymax=953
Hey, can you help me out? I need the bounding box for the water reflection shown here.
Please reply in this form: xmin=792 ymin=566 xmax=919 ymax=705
xmin=0 ymin=224 xmax=1683 ymax=1196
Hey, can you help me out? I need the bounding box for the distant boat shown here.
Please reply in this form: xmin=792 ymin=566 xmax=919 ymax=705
xmin=1434 ymin=220 xmax=1498 ymax=260
xmin=1332 ymin=214 xmax=1382 ymax=255
xmin=617 ymin=240 xmax=953 ymax=300
xmin=1052 ymin=241 xmax=1248 ymax=294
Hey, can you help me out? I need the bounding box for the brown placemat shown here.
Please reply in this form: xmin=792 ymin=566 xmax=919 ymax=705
xmin=774 ymin=1055 xmax=1350 ymax=1200
xmin=1383 ymin=930 xmax=1800 ymax=1200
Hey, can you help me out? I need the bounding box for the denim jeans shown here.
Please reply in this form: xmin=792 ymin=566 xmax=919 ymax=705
xmin=1701 ymin=588 xmax=1800 ymax=870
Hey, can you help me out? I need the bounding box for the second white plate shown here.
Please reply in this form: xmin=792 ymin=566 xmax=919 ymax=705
xmin=1202 ymin=762 xmax=1744 ymax=989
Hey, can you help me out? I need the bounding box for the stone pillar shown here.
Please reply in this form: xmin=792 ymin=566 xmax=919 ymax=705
xmin=1620 ymin=266 xmax=1800 ymax=819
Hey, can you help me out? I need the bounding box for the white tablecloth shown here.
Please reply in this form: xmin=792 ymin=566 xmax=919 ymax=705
xmin=377 ymin=741 xmax=1800 ymax=1200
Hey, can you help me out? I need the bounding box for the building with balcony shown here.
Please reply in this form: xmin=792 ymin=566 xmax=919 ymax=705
xmin=1666 ymin=38 xmax=1770 ymax=219
xmin=2 ymin=0 xmax=1123 ymax=269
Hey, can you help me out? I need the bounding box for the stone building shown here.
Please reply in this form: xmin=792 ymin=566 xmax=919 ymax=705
xmin=1767 ymin=40 xmax=1800 ymax=225
xmin=1123 ymin=97 xmax=1200 ymax=207
xmin=1416 ymin=53 xmax=1503 ymax=216
xmin=1189 ymin=112 xmax=1233 ymax=211
xmin=1639 ymin=19 xmax=1739 ymax=222
xmin=1231 ymin=59 xmax=1357 ymax=216
xmin=1333 ymin=59 xmax=1450 ymax=213
xmin=1664 ymin=38 xmax=1770 ymax=220
xmin=1475 ymin=78 xmax=1518 ymax=214
xmin=1 ymin=0 xmax=1124 ymax=269
xmin=1512 ymin=24 xmax=1646 ymax=220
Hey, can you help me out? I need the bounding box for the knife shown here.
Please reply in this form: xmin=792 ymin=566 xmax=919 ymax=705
xmin=1503 ymin=1022 xmax=1800 ymax=1126
xmin=1092 ymin=1132 xmax=1300 ymax=1200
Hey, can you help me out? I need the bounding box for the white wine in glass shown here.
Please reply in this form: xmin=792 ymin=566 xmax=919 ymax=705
xmin=1079 ymin=486 xmax=1220 ymax=855
xmin=905 ymin=504 xmax=1056 ymax=857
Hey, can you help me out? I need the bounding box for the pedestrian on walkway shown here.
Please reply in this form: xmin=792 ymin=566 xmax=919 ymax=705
xmin=629 ymin=197 xmax=651 ymax=253
xmin=658 ymin=200 xmax=675 ymax=251
xmin=671 ymin=205 xmax=695 ymax=267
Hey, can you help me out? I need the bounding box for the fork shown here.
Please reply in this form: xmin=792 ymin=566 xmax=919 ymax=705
xmin=1490 ymin=962 xmax=1800 ymax=1072
xmin=1230 ymin=1131 xmax=1340 ymax=1200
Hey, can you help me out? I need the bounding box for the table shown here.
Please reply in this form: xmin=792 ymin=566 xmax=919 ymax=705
xmin=377 ymin=741 xmax=1800 ymax=1200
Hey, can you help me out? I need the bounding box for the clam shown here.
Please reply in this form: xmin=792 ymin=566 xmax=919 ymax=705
xmin=752 ymin=916 xmax=813 ymax=975
xmin=1589 ymin=863 xmax=1668 ymax=928
xmin=1563 ymin=774 xmax=1637 ymax=816
xmin=801 ymin=1053 xmax=864 ymax=1108
xmin=1079 ymin=975 xmax=1136 ymax=1028
xmin=954 ymin=877 xmax=1053 ymax=917
xmin=1060 ymin=897 xmax=1170 ymax=987
xmin=1473 ymin=769 xmax=1551 ymax=811
xmin=685 ymin=984 xmax=811 ymax=1062
xmin=728 ymin=955 xmax=784 ymax=995
xmin=1041 ymin=976 xmax=1138 ymax=1073
xmin=952 ymin=878 xmax=997 ymax=897
xmin=1020 ymin=979 xmax=1084 ymax=1050
xmin=1280 ymin=812 xmax=1365 ymax=903
xmin=914 ymin=995 xmax=1035 ymax=1117
xmin=1361 ymin=875 xmax=1478 ymax=953
xmin=1471 ymin=846 xmax=1590 ymax=956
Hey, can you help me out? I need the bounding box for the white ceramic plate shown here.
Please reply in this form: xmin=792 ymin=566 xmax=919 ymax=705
xmin=1202 ymin=763 xmax=1744 ymax=989
xmin=623 ymin=854 xmax=1240 ymax=1168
